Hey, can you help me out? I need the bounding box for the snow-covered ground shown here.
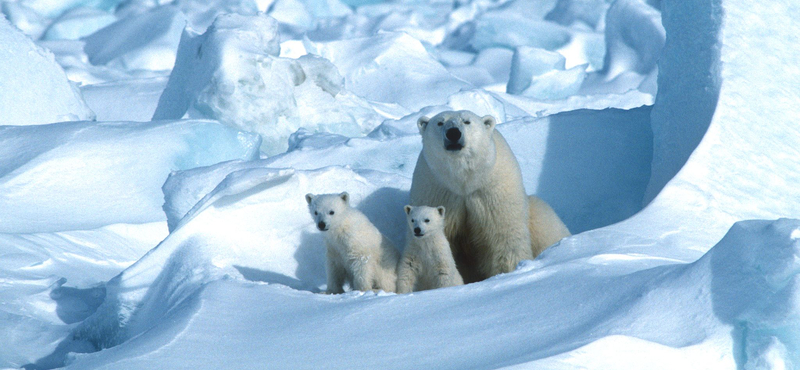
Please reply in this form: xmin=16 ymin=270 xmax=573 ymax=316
xmin=1 ymin=0 xmax=799 ymax=368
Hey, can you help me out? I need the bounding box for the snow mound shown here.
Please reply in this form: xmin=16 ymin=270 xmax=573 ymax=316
xmin=0 ymin=16 xmax=95 ymax=125
xmin=0 ymin=120 xmax=260 ymax=234
xmin=41 ymin=6 xmax=116 ymax=40
xmin=507 ymin=47 xmax=587 ymax=100
xmin=82 ymin=6 xmax=186 ymax=71
xmin=308 ymin=31 xmax=472 ymax=112
xmin=75 ymin=166 xmax=410 ymax=348
xmin=69 ymin=218 xmax=800 ymax=369
xmin=153 ymin=13 xmax=382 ymax=155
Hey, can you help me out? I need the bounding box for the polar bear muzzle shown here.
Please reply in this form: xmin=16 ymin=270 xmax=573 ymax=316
xmin=443 ymin=123 xmax=464 ymax=151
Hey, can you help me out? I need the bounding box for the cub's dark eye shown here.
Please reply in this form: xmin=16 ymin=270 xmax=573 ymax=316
xmin=437 ymin=121 xmax=443 ymax=126
xmin=314 ymin=211 xmax=318 ymax=215
xmin=411 ymin=219 xmax=415 ymax=223
xmin=424 ymin=219 xmax=430 ymax=223
xmin=464 ymin=120 xmax=470 ymax=125
xmin=329 ymin=211 xmax=335 ymax=215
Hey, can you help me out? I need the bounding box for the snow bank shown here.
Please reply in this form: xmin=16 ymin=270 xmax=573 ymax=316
xmin=80 ymin=77 xmax=169 ymax=121
xmin=0 ymin=120 xmax=260 ymax=234
xmin=82 ymin=6 xmax=186 ymax=71
xmin=68 ymin=218 xmax=800 ymax=369
xmin=0 ymin=16 xmax=95 ymax=125
xmin=507 ymin=46 xmax=587 ymax=100
xmin=308 ymin=32 xmax=472 ymax=112
xmin=644 ymin=0 xmax=720 ymax=202
xmin=74 ymin=166 xmax=410 ymax=348
xmin=42 ymin=6 xmax=116 ymax=40
xmin=153 ymin=13 xmax=382 ymax=155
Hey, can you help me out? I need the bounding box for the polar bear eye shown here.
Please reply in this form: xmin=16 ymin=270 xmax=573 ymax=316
xmin=424 ymin=219 xmax=430 ymax=223
xmin=464 ymin=120 xmax=470 ymax=125
xmin=411 ymin=219 xmax=415 ymax=223
xmin=314 ymin=211 xmax=318 ymax=215
xmin=329 ymin=211 xmax=335 ymax=215
xmin=437 ymin=121 xmax=443 ymax=126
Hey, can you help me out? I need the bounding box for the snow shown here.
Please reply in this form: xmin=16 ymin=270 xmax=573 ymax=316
xmin=2 ymin=0 xmax=800 ymax=368
xmin=0 ymin=16 xmax=95 ymax=125
xmin=82 ymin=6 xmax=187 ymax=71
xmin=153 ymin=13 xmax=382 ymax=155
xmin=0 ymin=119 xmax=260 ymax=233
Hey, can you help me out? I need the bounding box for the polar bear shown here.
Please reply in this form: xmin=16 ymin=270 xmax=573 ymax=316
xmin=305 ymin=192 xmax=400 ymax=293
xmin=396 ymin=205 xmax=464 ymax=293
xmin=410 ymin=110 xmax=571 ymax=282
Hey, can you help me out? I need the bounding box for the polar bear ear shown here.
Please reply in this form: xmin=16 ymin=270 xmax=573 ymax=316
xmin=305 ymin=193 xmax=314 ymax=204
xmin=339 ymin=192 xmax=349 ymax=204
xmin=404 ymin=205 xmax=412 ymax=215
xmin=482 ymin=115 xmax=496 ymax=131
xmin=417 ymin=116 xmax=430 ymax=134
xmin=436 ymin=206 xmax=445 ymax=217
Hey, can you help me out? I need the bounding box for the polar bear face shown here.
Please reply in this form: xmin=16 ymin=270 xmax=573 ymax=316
xmin=305 ymin=192 xmax=349 ymax=231
xmin=404 ymin=205 xmax=445 ymax=238
xmin=417 ymin=110 xmax=498 ymax=195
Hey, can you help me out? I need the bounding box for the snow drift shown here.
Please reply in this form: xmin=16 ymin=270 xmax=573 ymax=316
xmin=0 ymin=119 xmax=260 ymax=233
xmin=0 ymin=16 xmax=95 ymax=125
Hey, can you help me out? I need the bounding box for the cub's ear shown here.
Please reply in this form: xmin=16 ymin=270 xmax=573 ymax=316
xmin=417 ymin=116 xmax=430 ymax=134
xmin=339 ymin=192 xmax=349 ymax=203
xmin=305 ymin=193 xmax=314 ymax=204
xmin=482 ymin=115 xmax=496 ymax=131
xmin=404 ymin=205 xmax=412 ymax=215
xmin=436 ymin=206 xmax=445 ymax=217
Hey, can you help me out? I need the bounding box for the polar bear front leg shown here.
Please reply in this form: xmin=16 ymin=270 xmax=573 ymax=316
xmin=396 ymin=254 xmax=420 ymax=293
xmin=350 ymin=257 xmax=375 ymax=292
xmin=326 ymin=249 xmax=346 ymax=294
xmin=467 ymin=193 xmax=533 ymax=278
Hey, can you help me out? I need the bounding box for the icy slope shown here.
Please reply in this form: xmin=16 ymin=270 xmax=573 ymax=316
xmin=0 ymin=16 xmax=94 ymax=125
xmin=0 ymin=119 xmax=260 ymax=233
xmin=68 ymin=217 xmax=800 ymax=370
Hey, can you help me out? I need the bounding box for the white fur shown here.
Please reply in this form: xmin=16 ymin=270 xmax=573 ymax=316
xmin=410 ymin=110 xmax=571 ymax=282
xmin=397 ymin=205 xmax=464 ymax=293
xmin=306 ymin=192 xmax=400 ymax=293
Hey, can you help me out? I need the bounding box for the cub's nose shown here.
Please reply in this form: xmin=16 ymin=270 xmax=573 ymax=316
xmin=318 ymin=221 xmax=327 ymax=231
xmin=445 ymin=127 xmax=461 ymax=142
xmin=413 ymin=227 xmax=421 ymax=235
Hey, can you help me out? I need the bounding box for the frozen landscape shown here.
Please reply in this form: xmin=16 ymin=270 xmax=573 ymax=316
xmin=1 ymin=0 xmax=799 ymax=368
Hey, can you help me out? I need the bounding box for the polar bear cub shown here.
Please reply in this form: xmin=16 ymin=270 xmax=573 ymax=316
xmin=396 ymin=205 xmax=464 ymax=293
xmin=306 ymin=192 xmax=400 ymax=294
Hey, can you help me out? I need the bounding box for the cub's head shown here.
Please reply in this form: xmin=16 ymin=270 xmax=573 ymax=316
xmin=305 ymin=192 xmax=350 ymax=232
xmin=403 ymin=205 xmax=445 ymax=238
xmin=417 ymin=110 xmax=496 ymax=155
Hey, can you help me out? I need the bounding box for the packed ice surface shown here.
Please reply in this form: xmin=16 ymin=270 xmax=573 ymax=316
xmin=82 ymin=6 xmax=187 ymax=71
xmin=3 ymin=0 xmax=800 ymax=368
xmin=41 ymin=7 xmax=116 ymax=40
xmin=153 ymin=13 xmax=383 ymax=155
xmin=307 ymin=31 xmax=472 ymax=112
xmin=0 ymin=120 xmax=260 ymax=234
xmin=0 ymin=16 xmax=94 ymax=125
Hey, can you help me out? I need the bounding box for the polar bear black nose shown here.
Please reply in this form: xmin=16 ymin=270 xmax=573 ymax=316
xmin=414 ymin=227 xmax=421 ymax=234
xmin=445 ymin=127 xmax=461 ymax=142
xmin=318 ymin=221 xmax=327 ymax=230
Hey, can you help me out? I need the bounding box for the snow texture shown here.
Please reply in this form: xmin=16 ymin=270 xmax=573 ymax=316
xmin=2 ymin=0 xmax=800 ymax=368
xmin=153 ymin=13 xmax=382 ymax=155
xmin=0 ymin=120 xmax=260 ymax=234
xmin=0 ymin=16 xmax=95 ymax=125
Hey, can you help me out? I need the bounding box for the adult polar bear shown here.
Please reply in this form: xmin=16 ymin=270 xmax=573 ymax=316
xmin=410 ymin=110 xmax=570 ymax=283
